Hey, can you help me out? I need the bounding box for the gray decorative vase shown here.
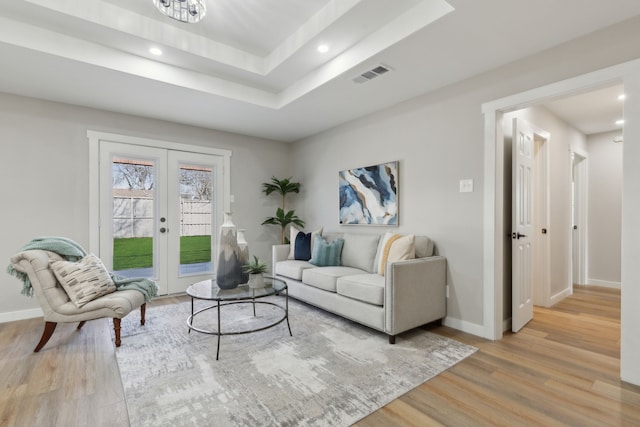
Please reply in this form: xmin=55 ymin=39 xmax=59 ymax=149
xmin=237 ymin=229 xmax=250 ymax=284
xmin=216 ymin=212 xmax=243 ymax=289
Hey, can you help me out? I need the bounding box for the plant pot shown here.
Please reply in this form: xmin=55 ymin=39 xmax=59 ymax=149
xmin=247 ymin=273 xmax=265 ymax=289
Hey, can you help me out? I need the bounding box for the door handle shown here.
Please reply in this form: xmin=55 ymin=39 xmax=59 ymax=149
xmin=511 ymin=232 xmax=527 ymax=239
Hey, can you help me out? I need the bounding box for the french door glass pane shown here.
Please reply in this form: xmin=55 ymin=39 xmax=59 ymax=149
xmin=111 ymin=157 xmax=155 ymax=278
xmin=178 ymin=163 xmax=213 ymax=276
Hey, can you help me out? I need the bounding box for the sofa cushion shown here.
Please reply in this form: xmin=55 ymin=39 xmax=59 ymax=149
xmin=337 ymin=274 xmax=385 ymax=306
xmin=302 ymin=266 xmax=365 ymax=292
xmin=309 ymin=236 xmax=344 ymax=267
xmin=374 ymin=232 xmax=416 ymax=275
xmin=341 ymin=234 xmax=380 ymax=272
xmin=275 ymin=260 xmax=314 ymax=281
xmin=288 ymin=226 xmax=323 ymax=260
xmin=415 ymin=236 xmax=434 ymax=258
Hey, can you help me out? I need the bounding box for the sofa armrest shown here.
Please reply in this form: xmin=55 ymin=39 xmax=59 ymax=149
xmin=272 ymin=244 xmax=290 ymax=271
xmin=384 ymin=256 xmax=447 ymax=336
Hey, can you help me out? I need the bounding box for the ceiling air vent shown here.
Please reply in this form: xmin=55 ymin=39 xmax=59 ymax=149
xmin=352 ymin=64 xmax=393 ymax=84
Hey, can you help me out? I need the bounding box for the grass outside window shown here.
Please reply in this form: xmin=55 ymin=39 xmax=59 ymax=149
xmin=113 ymin=236 xmax=211 ymax=270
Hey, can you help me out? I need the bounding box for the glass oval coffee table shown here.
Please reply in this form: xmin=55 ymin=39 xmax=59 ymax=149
xmin=186 ymin=276 xmax=292 ymax=360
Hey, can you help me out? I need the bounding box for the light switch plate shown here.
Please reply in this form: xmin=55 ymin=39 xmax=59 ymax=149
xmin=459 ymin=179 xmax=474 ymax=193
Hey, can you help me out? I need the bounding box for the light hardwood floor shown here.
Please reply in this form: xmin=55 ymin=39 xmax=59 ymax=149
xmin=1 ymin=287 xmax=638 ymax=426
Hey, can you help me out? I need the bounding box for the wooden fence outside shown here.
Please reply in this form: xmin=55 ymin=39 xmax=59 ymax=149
xmin=113 ymin=197 xmax=212 ymax=238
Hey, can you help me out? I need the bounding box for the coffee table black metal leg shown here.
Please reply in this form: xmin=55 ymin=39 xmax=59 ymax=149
xmin=188 ymin=297 xmax=193 ymax=333
xmin=216 ymin=299 xmax=221 ymax=360
xmin=285 ymin=287 xmax=292 ymax=336
xmin=252 ymin=289 xmax=256 ymax=316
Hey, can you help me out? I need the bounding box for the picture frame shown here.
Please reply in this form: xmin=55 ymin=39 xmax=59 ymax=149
xmin=339 ymin=161 xmax=398 ymax=225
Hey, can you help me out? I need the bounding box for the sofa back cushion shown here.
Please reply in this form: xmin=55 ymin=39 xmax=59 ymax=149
xmin=414 ymin=236 xmax=434 ymax=258
xmin=341 ymin=233 xmax=380 ymax=272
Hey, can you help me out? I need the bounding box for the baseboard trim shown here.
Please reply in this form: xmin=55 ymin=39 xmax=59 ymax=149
xmin=443 ymin=316 xmax=486 ymax=338
xmin=586 ymin=279 xmax=621 ymax=289
xmin=550 ymin=288 xmax=572 ymax=306
xmin=0 ymin=307 xmax=43 ymax=324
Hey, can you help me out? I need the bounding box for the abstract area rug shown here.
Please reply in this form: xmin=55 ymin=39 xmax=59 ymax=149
xmin=115 ymin=297 xmax=477 ymax=427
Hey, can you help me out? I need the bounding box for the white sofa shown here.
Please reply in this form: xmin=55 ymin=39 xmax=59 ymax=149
xmin=272 ymin=232 xmax=447 ymax=343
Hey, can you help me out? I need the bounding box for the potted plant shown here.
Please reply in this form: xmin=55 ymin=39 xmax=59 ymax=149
xmin=261 ymin=176 xmax=305 ymax=244
xmin=243 ymin=256 xmax=268 ymax=288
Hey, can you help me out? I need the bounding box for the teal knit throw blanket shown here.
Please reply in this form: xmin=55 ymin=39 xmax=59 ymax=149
xmin=7 ymin=236 xmax=158 ymax=301
xmin=7 ymin=236 xmax=87 ymax=297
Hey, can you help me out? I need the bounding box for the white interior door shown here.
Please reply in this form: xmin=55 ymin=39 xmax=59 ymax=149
xmin=512 ymin=118 xmax=535 ymax=332
xmin=571 ymin=153 xmax=587 ymax=287
xmin=99 ymin=141 xmax=223 ymax=294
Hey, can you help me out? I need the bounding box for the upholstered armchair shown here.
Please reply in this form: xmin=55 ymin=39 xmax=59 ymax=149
xmin=10 ymin=249 xmax=147 ymax=352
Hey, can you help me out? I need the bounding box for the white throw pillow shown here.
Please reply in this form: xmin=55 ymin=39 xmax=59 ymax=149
xmin=50 ymin=253 xmax=116 ymax=308
xmin=374 ymin=232 xmax=416 ymax=275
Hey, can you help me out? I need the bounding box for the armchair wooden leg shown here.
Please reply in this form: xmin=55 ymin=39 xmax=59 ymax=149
xmin=140 ymin=303 xmax=146 ymax=326
xmin=77 ymin=321 xmax=86 ymax=330
xmin=34 ymin=322 xmax=57 ymax=352
xmin=113 ymin=318 xmax=121 ymax=347
xmin=388 ymin=334 xmax=396 ymax=344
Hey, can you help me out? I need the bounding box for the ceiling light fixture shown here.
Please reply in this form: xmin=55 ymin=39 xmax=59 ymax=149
xmin=149 ymin=47 xmax=163 ymax=56
xmin=317 ymin=44 xmax=330 ymax=53
xmin=616 ymin=119 xmax=625 ymax=125
xmin=618 ymin=94 xmax=626 ymax=101
xmin=152 ymin=0 xmax=206 ymax=23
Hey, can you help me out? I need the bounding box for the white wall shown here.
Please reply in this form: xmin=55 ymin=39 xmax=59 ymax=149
xmin=621 ymin=71 xmax=640 ymax=385
xmin=291 ymin=17 xmax=640 ymax=337
xmin=0 ymin=93 xmax=292 ymax=321
xmin=292 ymin=91 xmax=486 ymax=326
xmin=587 ymin=131 xmax=623 ymax=287
xmin=503 ymin=106 xmax=587 ymax=310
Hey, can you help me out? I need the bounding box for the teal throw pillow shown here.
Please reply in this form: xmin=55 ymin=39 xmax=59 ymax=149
xmin=309 ymin=236 xmax=344 ymax=267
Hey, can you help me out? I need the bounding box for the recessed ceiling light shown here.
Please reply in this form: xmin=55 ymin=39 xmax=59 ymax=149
xmin=149 ymin=47 xmax=163 ymax=56
xmin=317 ymin=44 xmax=329 ymax=53
xmin=618 ymin=94 xmax=626 ymax=101
xmin=616 ymin=119 xmax=625 ymax=125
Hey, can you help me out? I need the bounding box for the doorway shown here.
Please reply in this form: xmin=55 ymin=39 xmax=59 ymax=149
xmin=571 ymin=151 xmax=587 ymax=287
xmin=506 ymin=103 xmax=623 ymax=332
xmin=482 ymin=60 xmax=640 ymax=384
xmin=88 ymin=131 xmax=231 ymax=295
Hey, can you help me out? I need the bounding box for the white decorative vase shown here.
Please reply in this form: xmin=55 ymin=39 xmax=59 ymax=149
xmin=247 ymin=273 xmax=265 ymax=289
xmin=216 ymin=212 xmax=242 ymax=289
xmin=237 ymin=229 xmax=250 ymax=284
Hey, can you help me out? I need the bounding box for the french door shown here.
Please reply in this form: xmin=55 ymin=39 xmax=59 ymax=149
xmin=97 ymin=140 xmax=225 ymax=294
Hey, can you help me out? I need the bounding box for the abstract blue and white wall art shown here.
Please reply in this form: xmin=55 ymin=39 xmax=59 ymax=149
xmin=339 ymin=161 xmax=398 ymax=225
